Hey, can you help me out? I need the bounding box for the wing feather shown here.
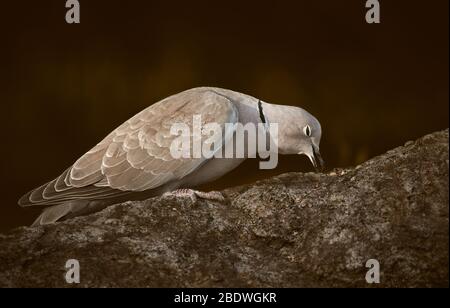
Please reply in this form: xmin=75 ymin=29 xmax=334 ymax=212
xmin=19 ymin=88 xmax=238 ymax=207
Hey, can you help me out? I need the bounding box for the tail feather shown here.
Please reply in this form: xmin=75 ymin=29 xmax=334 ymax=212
xmin=27 ymin=187 xmax=163 ymax=226
xmin=31 ymin=200 xmax=91 ymax=226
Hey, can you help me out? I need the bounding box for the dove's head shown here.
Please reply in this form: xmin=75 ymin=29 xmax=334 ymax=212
xmin=263 ymin=103 xmax=325 ymax=172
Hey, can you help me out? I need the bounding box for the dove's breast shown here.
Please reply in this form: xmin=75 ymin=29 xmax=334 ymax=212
xmin=178 ymin=157 xmax=246 ymax=188
xmin=175 ymin=92 xmax=262 ymax=188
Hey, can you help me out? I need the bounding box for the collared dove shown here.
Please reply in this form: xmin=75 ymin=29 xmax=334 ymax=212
xmin=19 ymin=87 xmax=324 ymax=226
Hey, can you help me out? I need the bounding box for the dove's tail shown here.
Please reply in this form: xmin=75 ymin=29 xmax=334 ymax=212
xmin=31 ymin=200 xmax=109 ymax=226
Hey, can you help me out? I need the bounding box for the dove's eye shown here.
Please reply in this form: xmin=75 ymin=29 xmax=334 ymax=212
xmin=303 ymin=125 xmax=312 ymax=137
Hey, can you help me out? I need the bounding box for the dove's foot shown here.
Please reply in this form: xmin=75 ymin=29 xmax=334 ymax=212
xmin=162 ymin=189 xmax=225 ymax=203
xmin=193 ymin=190 xmax=226 ymax=202
xmin=163 ymin=189 xmax=198 ymax=203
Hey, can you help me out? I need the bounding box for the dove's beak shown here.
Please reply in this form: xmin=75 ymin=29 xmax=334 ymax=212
xmin=306 ymin=146 xmax=325 ymax=172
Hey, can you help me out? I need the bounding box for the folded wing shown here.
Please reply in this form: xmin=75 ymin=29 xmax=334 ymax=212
xmin=19 ymin=89 xmax=238 ymax=207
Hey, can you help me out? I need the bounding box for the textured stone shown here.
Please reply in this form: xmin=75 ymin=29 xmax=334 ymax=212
xmin=0 ymin=130 xmax=448 ymax=288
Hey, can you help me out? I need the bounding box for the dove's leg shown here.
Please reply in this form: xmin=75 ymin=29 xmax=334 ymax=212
xmin=162 ymin=189 xmax=225 ymax=202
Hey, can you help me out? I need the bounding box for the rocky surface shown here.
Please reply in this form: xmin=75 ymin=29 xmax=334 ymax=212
xmin=0 ymin=130 xmax=448 ymax=288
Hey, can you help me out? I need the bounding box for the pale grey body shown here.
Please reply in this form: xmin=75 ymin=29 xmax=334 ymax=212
xmin=19 ymin=87 xmax=323 ymax=225
xmin=177 ymin=88 xmax=256 ymax=186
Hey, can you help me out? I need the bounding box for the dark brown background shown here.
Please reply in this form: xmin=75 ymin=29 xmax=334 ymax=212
xmin=0 ymin=0 xmax=448 ymax=232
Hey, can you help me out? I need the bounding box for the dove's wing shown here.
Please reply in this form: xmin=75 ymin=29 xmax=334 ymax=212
xmin=19 ymin=89 xmax=238 ymax=207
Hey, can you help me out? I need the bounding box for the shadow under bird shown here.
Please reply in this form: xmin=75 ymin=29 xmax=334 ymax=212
xmin=19 ymin=87 xmax=324 ymax=226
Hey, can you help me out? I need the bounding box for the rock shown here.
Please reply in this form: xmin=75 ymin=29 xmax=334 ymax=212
xmin=0 ymin=130 xmax=448 ymax=288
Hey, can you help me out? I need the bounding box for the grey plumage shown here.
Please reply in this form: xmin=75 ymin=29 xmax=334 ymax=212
xmin=19 ymin=87 xmax=323 ymax=225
